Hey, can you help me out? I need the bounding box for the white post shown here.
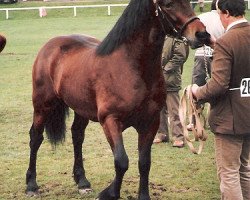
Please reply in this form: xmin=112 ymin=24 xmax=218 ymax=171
xmin=39 ymin=7 xmax=47 ymax=17
xmin=248 ymin=0 xmax=250 ymax=10
xmin=74 ymin=6 xmax=76 ymax=17
xmin=108 ymin=5 xmax=111 ymax=16
xmin=6 ymin=10 xmax=9 ymax=20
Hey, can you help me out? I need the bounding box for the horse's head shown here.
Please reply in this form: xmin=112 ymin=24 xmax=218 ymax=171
xmin=0 ymin=34 xmax=6 ymax=53
xmin=155 ymin=0 xmax=213 ymax=49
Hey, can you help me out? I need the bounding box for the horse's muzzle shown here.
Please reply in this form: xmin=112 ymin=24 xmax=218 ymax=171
xmin=188 ymin=31 xmax=212 ymax=49
xmin=196 ymin=31 xmax=212 ymax=45
xmin=191 ymin=31 xmax=213 ymax=49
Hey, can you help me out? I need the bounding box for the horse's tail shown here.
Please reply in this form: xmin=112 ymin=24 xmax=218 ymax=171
xmin=0 ymin=34 xmax=6 ymax=53
xmin=45 ymin=101 xmax=69 ymax=146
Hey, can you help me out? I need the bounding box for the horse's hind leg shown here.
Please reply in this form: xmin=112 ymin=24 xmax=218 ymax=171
xmin=71 ymin=112 xmax=91 ymax=194
xmin=26 ymin=111 xmax=45 ymax=195
xmin=98 ymin=116 xmax=129 ymax=200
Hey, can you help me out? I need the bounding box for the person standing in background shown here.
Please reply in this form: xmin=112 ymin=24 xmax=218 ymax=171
xmin=198 ymin=0 xmax=205 ymax=13
xmin=192 ymin=0 xmax=250 ymax=199
xmin=192 ymin=0 xmax=224 ymax=87
xmin=187 ymin=0 xmax=225 ymax=131
xmin=153 ymin=36 xmax=189 ymax=148
xmin=191 ymin=0 xmax=198 ymax=10
xmin=192 ymin=0 xmax=205 ymax=13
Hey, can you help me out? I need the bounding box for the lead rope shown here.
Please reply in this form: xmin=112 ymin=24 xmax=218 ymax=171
xmin=203 ymin=45 xmax=211 ymax=128
xmin=203 ymin=45 xmax=210 ymax=81
xmin=179 ymin=85 xmax=208 ymax=154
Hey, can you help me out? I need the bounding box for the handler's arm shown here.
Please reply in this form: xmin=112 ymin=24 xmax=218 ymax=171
xmin=195 ymin=40 xmax=232 ymax=101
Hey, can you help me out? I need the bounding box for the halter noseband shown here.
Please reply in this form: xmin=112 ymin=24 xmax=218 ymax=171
xmin=155 ymin=3 xmax=199 ymax=43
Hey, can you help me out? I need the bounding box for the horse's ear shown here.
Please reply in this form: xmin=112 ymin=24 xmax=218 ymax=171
xmin=153 ymin=0 xmax=158 ymax=4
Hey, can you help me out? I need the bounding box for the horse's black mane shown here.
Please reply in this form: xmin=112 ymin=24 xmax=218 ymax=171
xmin=96 ymin=0 xmax=152 ymax=56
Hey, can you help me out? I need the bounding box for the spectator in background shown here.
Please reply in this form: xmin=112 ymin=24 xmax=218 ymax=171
xmin=191 ymin=0 xmax=198 ymax=10
xmin=192 ymin=0 xmax=205 ymax=13
xmin=153 ymin=36 xmax=189 ymax=148
xmin=192 ymin=0 xmax=224 ymax=87
xmin=192 ymin=0 xmax=250 ymax=199
xmin=198 ymin=0 xmax=205 ymax=13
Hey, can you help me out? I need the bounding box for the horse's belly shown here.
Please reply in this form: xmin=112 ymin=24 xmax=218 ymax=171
xmin=67 ymin=99 xmax=98 ymax=122
xmin=58 ymin=83 xmax=98 ymax=121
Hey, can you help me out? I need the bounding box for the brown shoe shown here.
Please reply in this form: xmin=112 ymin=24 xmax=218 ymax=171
xmin=153 ymin=138 xmax=163 ymax=144
xmin=153 ymin=134 xmax=169 ymax=144
xmin=186 ymin=123 xmax=194 ymax=131
xmin=172 ymin=140 xmax=184 ymax=148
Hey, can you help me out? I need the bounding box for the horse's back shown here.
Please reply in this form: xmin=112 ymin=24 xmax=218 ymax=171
xmin=33 ymin=34 xmax=100 ymax=83
xmin=38 ymin=34 xmax=99 ymax=57
xmin=53 ymin=34 xmax=99 ymax=52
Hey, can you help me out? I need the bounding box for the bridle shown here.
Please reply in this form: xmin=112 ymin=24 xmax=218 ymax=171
xmin=154 ymin=2 xmax=199 ymax=43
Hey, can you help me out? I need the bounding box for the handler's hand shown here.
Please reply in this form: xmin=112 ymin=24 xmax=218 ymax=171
xmin=191 ymin=84 xmax=199 ymax=99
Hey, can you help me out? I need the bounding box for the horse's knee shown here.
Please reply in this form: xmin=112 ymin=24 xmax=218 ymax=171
xmin=115 ymin=153 xmax=129 ymax=173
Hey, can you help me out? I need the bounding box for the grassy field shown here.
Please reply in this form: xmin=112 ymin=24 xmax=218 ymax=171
xmin=0 ymin=1 xmax=250 ymax=199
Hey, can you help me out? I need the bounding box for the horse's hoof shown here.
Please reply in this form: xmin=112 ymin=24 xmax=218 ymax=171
xmin=79 ymin=188 xmax=93 ymax=195
xmin=26 ymin=190 xmax=39 ymax=197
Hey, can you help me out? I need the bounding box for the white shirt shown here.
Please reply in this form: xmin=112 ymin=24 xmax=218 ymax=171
xmin=195 ymin=10 xmax=225 ymax=57
xmin=226 ymin=19 xmax=248 ymax=32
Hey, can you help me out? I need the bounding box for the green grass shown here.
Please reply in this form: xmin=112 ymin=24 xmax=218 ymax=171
xmin=0 ymin=1 xmax=250 ymax=199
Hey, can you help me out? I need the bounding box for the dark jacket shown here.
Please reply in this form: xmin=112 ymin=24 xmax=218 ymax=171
xmin=162 ymin=36 xmax=189 ymax=92
xmin=196 ymin=22 xmax=250 ymax=135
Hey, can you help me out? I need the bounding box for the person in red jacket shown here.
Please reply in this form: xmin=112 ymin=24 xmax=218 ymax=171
xmin=192 ymin=0 xmax=250 ymax=199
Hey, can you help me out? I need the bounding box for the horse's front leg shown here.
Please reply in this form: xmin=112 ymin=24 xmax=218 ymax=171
xmin=136 ymin=115 xmax=160 ymax=200
xmin=71 ymin=113 xmax=91 ymax=194
xmin=97 ymin=116 xmax=129 ymax=200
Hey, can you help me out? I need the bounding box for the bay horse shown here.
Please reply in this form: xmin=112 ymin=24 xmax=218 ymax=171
xmin=26 ymin=0 xmax=211 ymax=199
xmin=0 ymin=34 xmax=6 ymax=53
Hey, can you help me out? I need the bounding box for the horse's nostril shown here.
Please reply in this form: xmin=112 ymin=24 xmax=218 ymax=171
xmin=195 ymin=31 xmax=210 ymax=39
xmin=195 ymin=31 xmax=211 ymax=45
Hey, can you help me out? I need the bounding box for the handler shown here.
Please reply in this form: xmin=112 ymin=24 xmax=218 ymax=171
xmin=191 ymin=0 xmax=250 ymax=199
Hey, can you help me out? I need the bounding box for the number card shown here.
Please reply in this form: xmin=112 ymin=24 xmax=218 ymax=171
xmin=240 ymin=78 xmax=250 ymax=97
xmin=204 ymin=46 xmax=213 ymax=57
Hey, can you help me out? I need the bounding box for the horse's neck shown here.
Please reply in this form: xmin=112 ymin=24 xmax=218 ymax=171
xmin=125 ymin=20 xmax=165 ymax=75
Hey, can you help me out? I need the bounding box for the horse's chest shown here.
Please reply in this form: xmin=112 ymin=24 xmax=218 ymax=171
xmin=134 ymin=84 xmax=165 ymax=115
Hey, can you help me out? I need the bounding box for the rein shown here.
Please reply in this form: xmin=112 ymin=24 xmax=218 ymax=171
xmin=203 ymin=45 xmax=211 ymax=81
xmin=179 ymin=85 xmax=208 ymax=154
xmin=155 ymin=3 xmax=198 ymax=43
